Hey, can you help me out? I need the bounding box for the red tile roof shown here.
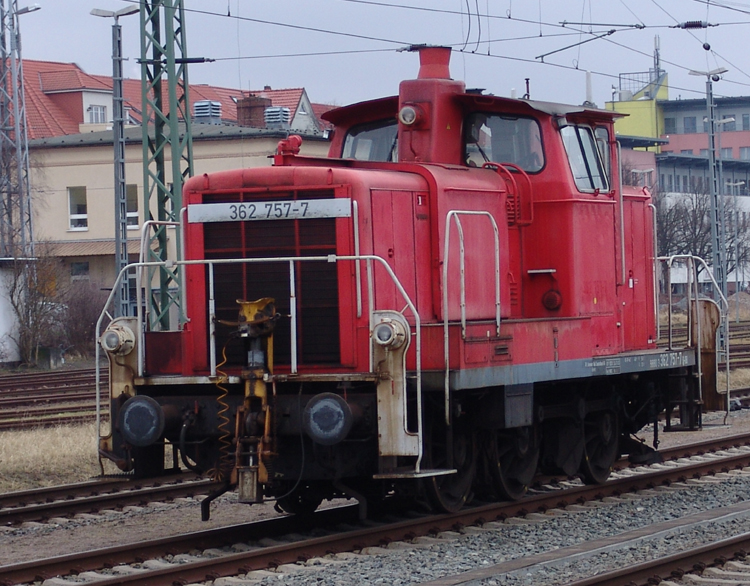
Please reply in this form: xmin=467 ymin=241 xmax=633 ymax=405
xmin=38 ymin=69 xmax=110 ymax=93
xmin=311 ymin=103 xmax=336 ymax=131
xmin=24 ymin=60 xmax=90 ymax=139
xmin=22 ymin=59 xmax=330 ymax=140
xmin=249 ymin=88 xmax=304 ymax=113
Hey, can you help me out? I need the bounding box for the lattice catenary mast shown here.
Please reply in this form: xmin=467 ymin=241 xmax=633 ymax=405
xmin=140 ymin=0 xmax=194 ymax=330
xmin=0 ymin=0 xmax=35 ymax=258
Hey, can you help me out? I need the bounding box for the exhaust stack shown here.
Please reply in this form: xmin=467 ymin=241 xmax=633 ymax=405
xmin=416 ymin=45 xmax=452 ymax=80
xmin=398 ymin=46 xmax=464 ymax=164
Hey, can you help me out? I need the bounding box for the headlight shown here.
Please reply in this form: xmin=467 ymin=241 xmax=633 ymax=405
xmin=372 ymin=319 xmax=406 ymax=349
xmin=398 ymin=104 xmax=425 ymax=127
xmin=100 ymin=324 xmax=136 ymax=356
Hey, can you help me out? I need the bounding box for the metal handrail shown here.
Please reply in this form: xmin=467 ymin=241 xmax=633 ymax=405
xmin=442 ymin=210 xmax=501 ymax=426
xmin=95 ymin=252 xmax=426 ymax=470
xmin=657 ymin=254 xmax=730 ymax=417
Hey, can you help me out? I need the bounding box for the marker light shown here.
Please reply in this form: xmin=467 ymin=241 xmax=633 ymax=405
xmin=372 ymin=319 xmax=407 ymax=349
xmin=100 ymin=324 xmax=136 ymax=356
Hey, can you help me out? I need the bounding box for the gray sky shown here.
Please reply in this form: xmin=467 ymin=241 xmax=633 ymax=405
xmin=17 ymin=0 xmax=750 ymax=108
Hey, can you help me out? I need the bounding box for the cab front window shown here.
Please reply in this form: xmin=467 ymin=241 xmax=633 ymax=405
xmin=342 ymin=119 xmax=398 ymax=161
xmin=464 ymin=113 xmax=544 ymax=172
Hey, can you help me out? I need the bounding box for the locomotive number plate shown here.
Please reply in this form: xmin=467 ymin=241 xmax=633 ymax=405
xmin=188 ymin=198 xmax=351 ymax=223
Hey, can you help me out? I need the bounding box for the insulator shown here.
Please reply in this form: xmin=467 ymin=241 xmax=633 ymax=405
xmin=677 ymin=20 xmax=707 ymax=29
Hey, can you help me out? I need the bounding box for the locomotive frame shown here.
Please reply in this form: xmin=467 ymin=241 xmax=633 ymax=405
xmin=96 ymin=46 xmax=721 ymax=517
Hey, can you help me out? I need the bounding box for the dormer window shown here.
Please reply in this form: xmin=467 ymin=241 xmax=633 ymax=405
xmin=89 ymin=105 xmax=106 ymax=124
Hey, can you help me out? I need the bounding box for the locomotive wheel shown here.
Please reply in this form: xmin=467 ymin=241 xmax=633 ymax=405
xmin=580 ymin=410 xmax=619 ymax=485
xmin=423 ymin=416 xmax=477 ymax=513
xmin=274 ymin=484 xmax=324 ymax=516
xmin=488 ymin=426 xmax=539 ymax=501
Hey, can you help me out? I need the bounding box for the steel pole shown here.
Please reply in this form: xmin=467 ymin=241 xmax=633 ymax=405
xmin=706 ymin=79 xmax=725 ymax=296
xmin=112 ymin=18 xmax=130 ymax=317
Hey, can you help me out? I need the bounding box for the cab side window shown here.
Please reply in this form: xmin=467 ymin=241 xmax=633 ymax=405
xmin=561 ymin=125 xmax=609 ymax=192
xmin=464 ymin=113 xmax=544 ymax=172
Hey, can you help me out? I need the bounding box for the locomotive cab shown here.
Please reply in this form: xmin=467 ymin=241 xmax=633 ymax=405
xmin=97 ymin=45 xmax=712 ymax=516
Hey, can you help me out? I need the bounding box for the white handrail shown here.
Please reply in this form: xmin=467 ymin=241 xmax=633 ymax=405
xmin=95 ymin=252 xmax=425 ymax=471
xmin=442 ymin=210 xmax=501 ymax=426
xmin=657 ymin=254 xmax=730 ymax=419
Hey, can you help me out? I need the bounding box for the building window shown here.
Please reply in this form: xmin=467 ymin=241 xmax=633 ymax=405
xmin=668 ymin=174 xmax=673 ymax=191
xmin=126 ymin=184 xmax=139 ymax=228
xmin=70 ymin=261 xmax=89 ymax=280
xmin=721 ymin=147 xmax=733 ymax=159
xmin=723 ymin=114 xmax=736 ymax=132
xmin=683 ymin=175 xmax=689 ymax=192
xmin=743 ymin=113 xmax=750 ymax=131
xmin=683 ymin=116 xmax=697 ymax=133
xmin=68 ymin=186 xmax=87 ymax=230
xmin=700 ymin=149 xmax=709 ymax=157
xmin=664 ymin=117 xmax=676 ymax=134
xmin=740 ymin=147 xmax=750 ymax=160
xmin=681 ymin=149 xmax=693 ymax=155
xmin=89 ymin=105 xmax=106 ymax=124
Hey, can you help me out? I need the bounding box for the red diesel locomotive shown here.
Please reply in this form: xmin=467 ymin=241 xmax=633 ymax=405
xmin=98 ymin=46 xmax=706 ymax=516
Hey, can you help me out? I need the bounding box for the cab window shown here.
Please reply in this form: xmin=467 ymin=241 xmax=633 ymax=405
xmin=561 ymin=125 xmax=609 ymax=192
xmin=464 ymin=113 xmax=544 ymax=172
xmin=594 ymin=126 xmax=611 ymax=179
xmin=342 ymin=119 xmax=398 ymax=161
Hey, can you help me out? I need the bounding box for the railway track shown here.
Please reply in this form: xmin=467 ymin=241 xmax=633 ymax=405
xmin=419 ymin=500 xmax=750 ymax=586
xmin=0 ymin=473 xmax=221 ymax=526
xmin=4 ymin=432 xmax=750 ymax=585
xmin=1 ymin=427 xmax=748 ymax=529
xmin=562 ymin=531 xmax=750 ymax=586
xmin=0 ymin=367 xmax=106 ymax=430
xmin=0 ymin=367 xmax=105 ymax=392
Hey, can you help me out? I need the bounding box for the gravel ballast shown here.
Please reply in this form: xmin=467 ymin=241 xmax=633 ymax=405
xmin=4 ymin=408 xmax=750 ymax=585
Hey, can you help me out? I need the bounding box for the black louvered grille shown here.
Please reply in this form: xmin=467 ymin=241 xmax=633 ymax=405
xmin=202 ymin=190 xmax=341 ymax=366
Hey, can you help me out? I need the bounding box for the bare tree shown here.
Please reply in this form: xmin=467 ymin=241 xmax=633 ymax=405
xmin=654 ymin=183 xmax=750 ymax=283
xmin=59 ymin=280 xmax=110 ymax=357
xmin=3 ymin=245 xmax=67 ymax=365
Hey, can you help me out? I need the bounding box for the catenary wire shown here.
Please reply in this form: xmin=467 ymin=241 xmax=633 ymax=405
xmin=115 ymin=0 xmax=750 ymax=98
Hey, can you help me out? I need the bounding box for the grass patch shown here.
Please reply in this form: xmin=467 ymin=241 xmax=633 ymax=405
xmin=719 ymin=367 xmax=750 ymax=390
xmin=0 ymin=422 xmax=107 ymax=493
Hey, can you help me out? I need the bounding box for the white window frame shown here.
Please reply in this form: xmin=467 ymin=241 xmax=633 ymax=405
xmin=126 ymin=184 xmax=139 ymax=229
xmin=68 ymin=186 xmax=88 ymax=231
xmin=89 ymin=105 xmax=107 ymax=124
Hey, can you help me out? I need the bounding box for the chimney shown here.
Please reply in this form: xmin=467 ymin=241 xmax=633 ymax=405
xmin=237 ymin=95 xmax=272 ymax=127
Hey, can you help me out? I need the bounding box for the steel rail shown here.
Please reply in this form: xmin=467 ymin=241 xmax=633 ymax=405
xmin=5 ymin=445 xmax=750 ymax=586
xmin=0 ymin=476 xmax=219 ymax=526
xmin=566 ymin=531 xmax=750 ymax=586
